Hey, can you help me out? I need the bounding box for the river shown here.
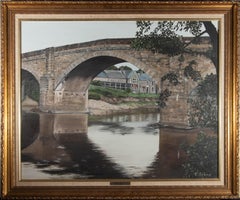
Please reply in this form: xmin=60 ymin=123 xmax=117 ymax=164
xmin=21 ymin=112 xmax=207 ymax=180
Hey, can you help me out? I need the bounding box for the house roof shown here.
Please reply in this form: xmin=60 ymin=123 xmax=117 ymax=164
xmin=139 ymin=73 xmax=152 ymax=81
xmin=126 ymin=70 xmax=138 ymax=79
xmin=96 ymin=71 xmax=108 ymax=78
xmin=122 ymin=70 xmax=132 ymax=78
xmin=95 ymin=69 xmax=154 ymax=82
xmin=104 ymin=70 xmax=125 ymax=79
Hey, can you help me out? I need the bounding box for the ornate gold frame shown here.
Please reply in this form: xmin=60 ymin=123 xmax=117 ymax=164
xmin=1 ymin=1 xmax=238 ymax=199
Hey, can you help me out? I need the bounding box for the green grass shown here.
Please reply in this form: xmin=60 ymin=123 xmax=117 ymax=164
xmin=89 ymin=85 xmax=127 ymax=99
xmin=88 ymin=85 xmax=158 ymax=100
xmin=129 ymin=93 xmax=158 ymax=98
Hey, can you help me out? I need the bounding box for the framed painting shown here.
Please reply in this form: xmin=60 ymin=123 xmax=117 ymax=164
xmin=1 ymin=1 xmax=239 ymax=199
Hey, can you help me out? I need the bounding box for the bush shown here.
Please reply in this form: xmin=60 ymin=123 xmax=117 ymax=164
xmin=126 ymin=88 xmax=131 ymax=93
xmin=188 ymin=73 xmax=218 ymax=130
xmin=91 ymin=80 xmax=102 ymax=86
xmin=181 ymin=132 xmax=218 ymax=178
xmin=88 ymin=93 xmax=101 ymax=100
xmin=101 ymin=90 xmax=115 ymax=97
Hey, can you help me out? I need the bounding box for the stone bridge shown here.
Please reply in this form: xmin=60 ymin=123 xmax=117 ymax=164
xmin=22 ymin=38 xmax=215 ymax=125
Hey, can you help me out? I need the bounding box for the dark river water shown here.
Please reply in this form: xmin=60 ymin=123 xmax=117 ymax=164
xmin=21 ymin=112 xmax=207 ymax=180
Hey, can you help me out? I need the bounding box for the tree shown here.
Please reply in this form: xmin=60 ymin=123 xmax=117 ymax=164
xmin=131 ymin=21 xmax=219 ymax=178
xmin=107 ymin=65 xmax=119 ymax=70
xmin=188 ymin=73 xmax=218 ymax=130
xmin=119 ymin=65 xmax=132 ymax=71
xmin=131 ymin=20 xmax=218 ymax=126
xmin=136 ymin=69 xmax=144 ymax=74
xmin=181 ymin=132 xmax=218 ymax=178
xmin=132 ymin=21 xmax=218 ymax=70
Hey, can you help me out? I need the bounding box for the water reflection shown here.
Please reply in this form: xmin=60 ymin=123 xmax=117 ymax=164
xmin=143 ymin=128 xmax=197 ymax=178
xmin=21 ymin=112 xmax=201 ymax=179
xmin=87 ymin=114 xmax=160 ymax=177
xmin=21 ymin=111 xmax=39 ymax=149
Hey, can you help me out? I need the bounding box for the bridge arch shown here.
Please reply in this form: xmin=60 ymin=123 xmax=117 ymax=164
xmin=21 ymin=66 xmax=41 ymax=85
xmin=21 ymin=69 xmax=40 ymax=103
xmin=55 ymin=50 xmax=153 ymax=90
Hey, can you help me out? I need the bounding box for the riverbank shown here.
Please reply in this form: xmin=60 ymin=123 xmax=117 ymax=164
xmin=22 ymin=97 xmax=158 ymax=115
xmin=88 ymin=99 xmax=158 ymax=116
xmin=88 ymin=85 xmax=159 ymax=115
xmin=22 ymin=85 xmax=159 ymax=115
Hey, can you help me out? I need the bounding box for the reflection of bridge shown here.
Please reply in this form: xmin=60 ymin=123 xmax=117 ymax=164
xmin=22 ymin=38 xmax=215 ymax=125
xmin=22 ymin=113 xmax=199 ymax=179
xmin=22 ymin=113 xmax=129 ymax=179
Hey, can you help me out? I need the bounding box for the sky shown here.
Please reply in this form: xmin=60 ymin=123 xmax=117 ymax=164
xmin=21 ymin=21 xmax=137 ymax=53
xmin=21 ymin=21 xmax=141 ymax=69
xmin=21 ymin=20 xmax=219 ymax=53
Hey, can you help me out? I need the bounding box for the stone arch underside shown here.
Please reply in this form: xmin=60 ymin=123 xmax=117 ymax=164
xmin=55 ymin=50 xmax=156 ymax=90
xmin=58 ymin=56 xmax=126 ymax=93
xmin=21 ymin=67 xmax=41 ymax=86
xmin=53 ymin=53 xmax=158 ymax=113
xmin=21 ymin=69 xmax=40 ymax=104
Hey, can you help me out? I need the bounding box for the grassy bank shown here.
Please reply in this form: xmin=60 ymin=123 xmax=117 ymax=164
xmin=89 ymin=85 xmax=158 ymax=101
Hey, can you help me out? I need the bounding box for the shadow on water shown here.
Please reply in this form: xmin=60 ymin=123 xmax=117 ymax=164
xmin=21 ymin=111 xmax=39 ymax=149
xmin=142 ymin=128 xmax=190 ymax=179
xmin=89 ymin=120 xmax=134 ymax=135
xmin=141 ymin=125 xmax=159 ymax=135
xmin=53 ymin=133 xmax=128 ymax=178
xmin=21 ymin=113 xmax=129 ymax=179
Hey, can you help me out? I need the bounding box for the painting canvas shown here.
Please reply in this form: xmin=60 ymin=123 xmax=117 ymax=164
xmin=20 ymin=19 xmax=220 ymax=181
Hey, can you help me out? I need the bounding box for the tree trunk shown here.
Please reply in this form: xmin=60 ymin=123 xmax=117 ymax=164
xmin=203 ymin=21 xmax=219 ymax=73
